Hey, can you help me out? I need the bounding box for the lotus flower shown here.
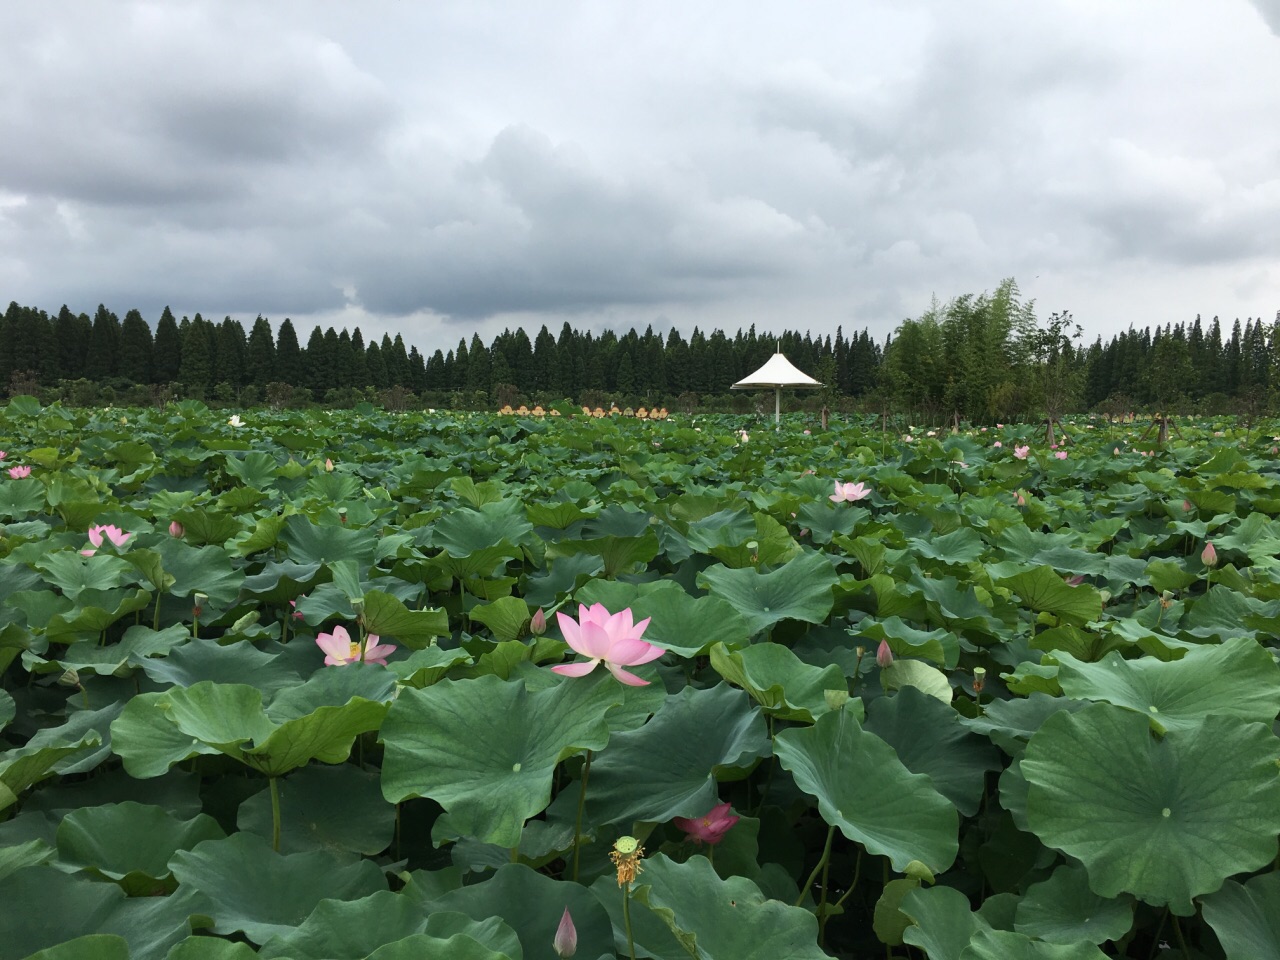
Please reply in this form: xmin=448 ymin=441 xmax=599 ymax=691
xmin=81 ymin=524 xmax=131 ymax=556
xmin=876 ymin=640 xmax=894 ymax=669
xmin=673 ymin=802 xmax=740 ymax=845
xmin=830 ymin=481 xmax=871 ymax=503
xmin=1013 ymin=445 xmax=1030 ymax=460
xmin=8 ymin=465 xmax=31 ymax=479
xmin=0 ymin=450 xmax=6 ymax=460
xmin=553 ymin=907 xmax=577 ymax=958
xmin=227 ymin=414 xmax=244 ymax=427
xmin=993 ymin=441 xmax=1002 ymax=448
xmin=1054 ymin=451 xmax=1068 ymax=460
xmin=289 ymin=599 xmax=305 ymax=620
xmin=315 ymin=624 xmax=396 ymax=666
xmin=1201 ymin=541 xmax=1217 ymax=567
xmin=168 ymin=520 xmax=185 ymax=538
xmin=551 ymin=603 xmax=662 ymax=686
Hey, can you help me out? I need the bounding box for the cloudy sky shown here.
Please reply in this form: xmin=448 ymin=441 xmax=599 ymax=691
xmin=2 ymin=1 xmax=1279 ymax=353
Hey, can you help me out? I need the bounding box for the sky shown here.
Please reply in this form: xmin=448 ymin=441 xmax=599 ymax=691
xmin=2 ymin=1 xmax=1279 ymax=356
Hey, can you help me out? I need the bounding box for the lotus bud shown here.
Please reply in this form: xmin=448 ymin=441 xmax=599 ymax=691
xmin=530 ymin=608 xmax=547 ymax=636
xmin=325 ymin=458 xmax=334 ymax=472
xmin=1182 ymin=500 xmax=1192 ymax=513
xmin=824 ymin=689 xmax=850 ymax=712
xmin=1201 ymin=541 xmax=1217 ymax=567
xmin=553 ymin=907 xmax=577 ymax=958
xmin=876 ymin=640 xmax=894 ymax=669
xmin=972 ymin=667 xmax=986 ymax=695
xmin=168 ymin=520 xmax=185 ymax=538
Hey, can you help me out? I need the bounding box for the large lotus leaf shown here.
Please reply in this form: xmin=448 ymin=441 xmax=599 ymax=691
xmin=1202 ymin=871 xmax=1280 ymax=960
xmin=587 ymin=683 xmax=771 ymax=826
xmin=161 ymin=682 xmax=276 ymax=753
xmin=909 ymin=572 xmax=1003 ymax=635
xmin=140 ymin=640 xmax=298 ymax=699
xmin=0 ymin=690 xmax=12 ymax=731
xmin=381 ymin=672 xmax=624 ymax=847
xmin=44 ymin=587 xmax=153 ymax=640
xmin=1022 ymin=704 xmax=1280 ymax=914
xmin=864 ymin=687 xmax=1002 ymax=816
xmin=0 ymin=838 xmax=53 ymax=881
xmin=110 ymin=693 xmax=219 ymax=778
xmin=153 ymin=539 xmax=244 ymax=606
xmin=223 ymin=451 xmax=280 ymax=490
xmin=361 ymin=589 xmax=450 ymax=649
xmin=35 ymin=552 xmax=132 ymax=601
xmin=909 ymin=528 xmax=986 ymax=566
xmin=390 ymin=646 xmax=475 ymax=688
xmin=240 ymin=561 xmax=324 ymax=603
xmin=855 ymin=616 xmax=959 ymax=667
xmin=554 ymin=531 xmax=662 ymax=578
xmin=279 ymin=515 xmax=379 ymax=567
xmin=629 ymin=854 xmax=830 ymax=960
xmin=900 ymin=885 xmax=988 ymax=960
xmin=170 ymin=508 xmax=245 ymax=547
xmin=1183 ymin=585 xmax=1266 ymax=639
xmin=521 ymin=553 xmax=605 ymax=608
xmin=697 ymin=551 xmax=837 ymax=636
xmin=468 ymin=596 xmax=534 ymax=643
xmin=25 ymin=934 xmax=130 ymax=960
xmin=56 ymin=802 xmax=224 ymax=895
xmin=169 ymin=833 xmax=386 ymax=944
xmin=24 ymin=701 xmax=123 ymax=775
xmin=0 ymin=476 xmax=45 ymax=518
xmin=999 ymin=566 xmax=1103 ymax=625
xmin=773 ymin=708 xmax=958 ymax=874
xmin=0 ymin=866 xmax=206 ymax=960
xmin=165 ymin=938 xmax=259 ymax=960
xmin=1055 ymin=636 xmax=1280 ymax=734
xmin=575 ymin=579 xmax=751 ymax=656
xmin=433 ymin=499 xmax=534 ymax=555
xmin=39 ymin=625 xmax=188 ymax=678
xmin=265 ymin=661 xmax=397 ymax=720
xmin=960 ymin=929 xmax=1109 ymax=959
xmin=238 ymin=763 xmax=394 ymax=856
xmin=962 ymin=694 xmax=1088 ymax=758
xmin=1014 ymin=864 xmax=1133 ymax=945
xmin=364 ymin=933 xmax=512 ymax=960
xmin=709 ymin=641 xmax=846 ymax=722
xmin=425 ymin=862 xmax=616 ymax=960
xmin=0 ymin=733 xmax=101 ymax=813
xmin=257 ymin=891 xmax=519 ymax=960
xmin=881 ymin=659 xmax=954 ymax=704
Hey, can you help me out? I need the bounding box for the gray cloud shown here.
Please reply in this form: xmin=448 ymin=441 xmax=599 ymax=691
xmin=1 ymin=1 xmax=1278 ymax=347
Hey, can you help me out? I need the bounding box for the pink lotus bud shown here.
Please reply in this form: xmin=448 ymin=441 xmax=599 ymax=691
xmin=1182 ymin=500 xmax=1192 ymax=513
xmin=876 ymin=640 xmax=894 ymax=669
xmin=169 ymin=520 xmax=185 ymax=538
xmin=530 ymin=608 xmax=547 ymax=636
xmin=1015 ymin=490 xmax=1027 ymax=507
xmin=1202 ymin=541 xmax=1217 ymax=567
xmin=325 ymin=458 xmax=334 ymax=472
xmin=553 ymin=907 xmax=577 ymax=958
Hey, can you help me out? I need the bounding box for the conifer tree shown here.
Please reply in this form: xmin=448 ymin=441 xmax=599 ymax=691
xmin=118 ymin=309 xmax=154 ymax=383
xmin=153 ymin=307 xmax=182 ymax=383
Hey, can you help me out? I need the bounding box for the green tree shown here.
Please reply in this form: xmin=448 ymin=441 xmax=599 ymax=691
xmin=153 ymin=307 xmax=182 ymax=383
xmin=178 ymin=317 xmax=213 ymax=396
xmin=87 ymin=305 xmax=121 ymax=380
xmin=275 ymin=319 xmax=305 ymax=385
xmin=246 ymin=315 xmax=276 ymax=388
xmin=118 ymin=309 xmax=154 ymax=383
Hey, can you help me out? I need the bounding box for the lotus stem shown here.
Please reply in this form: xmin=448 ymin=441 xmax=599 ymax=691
xmin=572 ymin=750 xmax=592 ymax=882
xmin=621 ymin=882 xmax=637 ymax=960
xmin=152 ymin=591 xmax=162 ymax=632
xmin=831 ymin=846 xmax=863 ymax=912
xmin=1171 ymin=914 xmax=1191 ymax=960
xmin=795 ymin=823 xmax=836 ymax=908
xmin=269 ymin=776 xmax=282 ymax=852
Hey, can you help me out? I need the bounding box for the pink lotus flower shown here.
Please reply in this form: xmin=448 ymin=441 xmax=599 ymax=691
xmin=0 ymin=450 xmax=6 ymax=460
xmin=1201 ymin=542 xmax=1217 ymax=568
xmin=315 ymin=624 xmax=396 ymax=665
xmin=876 ymin=640 xmax=894 ymax=669
xmin=1013 ymin=446 xmax=1030 ymax=460
xmin=551 ymin=603 xmax=662 ymax=686
xmin=993 ymin=441 xmax=1002 ymax=448
xmin=673 ymin=802 xmax=740 ymax=845
xmin=8 ymin=465 xmax=31 ymax=479
xmin=1054 ymin=451 xmax=1068 ymax=460
xmin=553 ymin=907 xmax=577 ymax=958
xmin=830 ymin=480 xmax=872 ymax=503
xmin=289 ymin=599 xmax=305 ymax=620
xmin=169 ymin=520 xmax=185 ymax=538
xmin=1063 ymin=574 xmax=1085 ymax=586
xmin=81 ymin=524 xmax=131 ymax=556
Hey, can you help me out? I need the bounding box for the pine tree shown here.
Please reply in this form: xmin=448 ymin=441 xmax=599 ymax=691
xmin=118 ymin=309 xmax=154 ymax=383
xmin=275 ymin=319 xmax=305 ymax=385
xmin=87 ymin=305 xmax=121 ymax=380
xmin=178 ymin=318 xmax=213 ymax=395
xmin=153 ymin=307 xmax=182 ymax=383
xmin=246 ymin=315 xmax=276 ymax=388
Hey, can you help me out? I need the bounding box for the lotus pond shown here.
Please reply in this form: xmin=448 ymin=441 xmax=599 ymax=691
xmin=2 ymin=396 xmax=1280 ymax=960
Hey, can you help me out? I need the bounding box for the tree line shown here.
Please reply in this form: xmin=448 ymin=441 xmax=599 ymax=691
xmin=1 ymin=283 xmax=1277 ymax=418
